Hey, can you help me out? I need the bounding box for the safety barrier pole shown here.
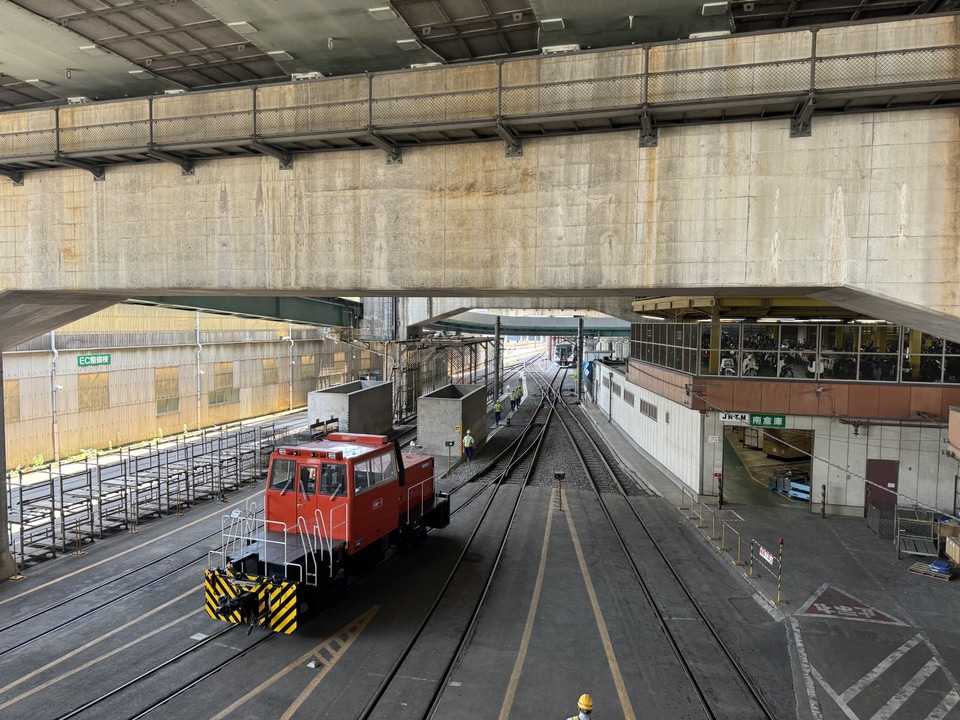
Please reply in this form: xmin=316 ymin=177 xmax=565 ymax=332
xmin=678 ymin=486 xmax=691 ymax=512
xmin=695 ymin=501 xmax=708 ymax=529
xmin=744 ymin=540 xmax=759 ymax=578
xmin=555 ymin=472 xmax=564 ymax=513
xmin=716 ymin=522 xmax=731 ymax=552
xmin=776 ymin=538 xmax=785 ymax=605
xmin=706 ymin=507 xmax=720 ymax=541
xmin=175 ymin=485 xmax=183 ymax=516
xmin=820 ymin=485 xmax=826 ymax=518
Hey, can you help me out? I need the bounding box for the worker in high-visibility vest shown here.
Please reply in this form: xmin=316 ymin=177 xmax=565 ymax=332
xmin=462 ymin=429 xmax=474 ymax=461
xmin=494 ymin=400 xmax=502 ymax=425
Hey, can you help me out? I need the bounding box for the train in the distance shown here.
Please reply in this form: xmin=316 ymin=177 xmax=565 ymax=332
xmin=554 ymin=341 xmax=574 ymax=366
xmin=204 ymin=432 xmax=450 ymax=633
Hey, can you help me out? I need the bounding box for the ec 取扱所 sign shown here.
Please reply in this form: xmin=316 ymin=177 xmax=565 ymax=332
xmin=78 ymin=353 xmax=111 ymax=367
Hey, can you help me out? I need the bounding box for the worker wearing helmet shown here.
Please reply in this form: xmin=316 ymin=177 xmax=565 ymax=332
xmin=494 ymin=399 xmax=502 ymax=426
xmin=567 ymin=693 xmax=594 ymax=719
xmin=462 ymin=428 xmax=474 ymax=461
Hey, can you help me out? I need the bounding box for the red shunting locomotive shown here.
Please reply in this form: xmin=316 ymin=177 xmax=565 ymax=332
xmin=205 ymin=433 xmax=450 ymax=633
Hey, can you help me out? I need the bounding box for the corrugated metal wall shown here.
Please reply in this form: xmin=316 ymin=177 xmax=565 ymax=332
xmin=2 ymin=306 xmax=385 ymax=468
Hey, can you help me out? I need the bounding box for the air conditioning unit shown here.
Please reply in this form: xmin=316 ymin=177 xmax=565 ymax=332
xmin=66 ymin=96 xmax=91 ymax=104
xmin=291 ymin=72 xmax=324 ymax=81
xmin=542 ymin=44 xmax=580 ymax=54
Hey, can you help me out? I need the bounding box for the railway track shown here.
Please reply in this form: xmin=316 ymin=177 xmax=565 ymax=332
xmin=550 ymin=373 xmax=777 ymax=720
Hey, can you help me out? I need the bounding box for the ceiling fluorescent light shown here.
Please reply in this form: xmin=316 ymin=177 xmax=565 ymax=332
xmin=228 ymin=21 xmax=258 ymax=34
xmin=396 ymin=38 xmax=422 ymax=51
xmin=25 ymin=78 xmax=53 ymax=88
xmin=701 ymin=2 xmax=728 ymax=15
xmin=689 ymin=30 xmax=731 ymax=38
xmin=79 ymin=44 xmax=109 ymax=56
xmin=128 ymin=69 xmax=154 ymax=80
xmin=541 ymin=18 xmax=565 ymax=31
xmin=268 ymin=50 xmax=294 ymax=61
xmin=542 ymin=44 xmax=579 ymax=54
xmin=368 ymin=6 xmax=398 ymax=21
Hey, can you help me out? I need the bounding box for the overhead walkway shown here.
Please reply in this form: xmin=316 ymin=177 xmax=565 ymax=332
xmin=427 ymin=311 xmax=629 ymax=338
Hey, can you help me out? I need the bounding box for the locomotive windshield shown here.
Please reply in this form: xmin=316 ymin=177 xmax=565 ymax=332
xmin=320 ymin=463 xmax=347 ymax=496
xmin=269 ymin=458 xmax=297 ymax=492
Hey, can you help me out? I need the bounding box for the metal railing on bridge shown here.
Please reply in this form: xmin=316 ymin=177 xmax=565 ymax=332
xmin=2 ymin=24 xmax=960 ymax=183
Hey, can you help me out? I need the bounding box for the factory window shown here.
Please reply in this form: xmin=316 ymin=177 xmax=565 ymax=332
xmin=3 ymin=380 xmax=19 ymax=423
xmin=79 ymin=373 xmax=110 ymax=412
xmin=155 ymin=367 xmax=180 ymax=415
xmin=209 ymin=361 xmax=239 ymax=406
xmin=623 ymin=390 xmax=635 ymax=407
xmin=639 ymin=399 xmax=658 ymax=421
xmin=299 ymin=355 xmax=315 ymax=379
xmin=262 ymin=357 xmax=278 ymax=385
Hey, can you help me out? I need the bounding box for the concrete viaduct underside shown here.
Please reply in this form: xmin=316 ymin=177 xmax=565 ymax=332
xmin=2 ymin=15 xmax=960 ymax=346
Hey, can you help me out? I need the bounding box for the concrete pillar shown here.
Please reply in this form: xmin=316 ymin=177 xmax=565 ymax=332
xmin=494 ymin=317 xmax=501 ymax=400
xmin=576 ymin=316 xmax=584 ymax=402
xmin=0 ymin=353 xmax=17 ymax=580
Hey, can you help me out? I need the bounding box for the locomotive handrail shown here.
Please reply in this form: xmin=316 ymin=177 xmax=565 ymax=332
xmin=405 ymin=474 xmax=435 ymax=524
xmin=296 ymin=515 xmax=317 ymax=586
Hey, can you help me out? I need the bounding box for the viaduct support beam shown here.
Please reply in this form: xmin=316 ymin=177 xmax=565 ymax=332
xmin=55 ymin=155 xmax=105 ymax=181
xmin=495 ymin=122 xmax=522 ymax=157
xmin=146 ymin=149 xmax=195 ymax=176
xmin=0 ymin=168 xmax=24 ymax=185
xmin=366 ymin=133 xmax=402 ymax=164
xmin=249 ymin=142 xmax=293 ymax=170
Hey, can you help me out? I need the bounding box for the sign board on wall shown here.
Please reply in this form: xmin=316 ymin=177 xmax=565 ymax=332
xmin=78 ymin=354 xmax=111 ymax=367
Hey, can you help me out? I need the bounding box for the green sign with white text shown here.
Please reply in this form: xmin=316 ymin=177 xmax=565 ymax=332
xmin=750 ymin=413 xmax=786 ymax=428
xmin=78 ymin=354 xmax=111 ymax=367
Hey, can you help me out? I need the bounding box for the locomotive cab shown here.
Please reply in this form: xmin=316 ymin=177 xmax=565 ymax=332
xmin=205 ymin=432 xmax=449 ymax=633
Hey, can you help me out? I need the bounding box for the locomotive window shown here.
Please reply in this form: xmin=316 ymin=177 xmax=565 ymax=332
xmin=354 ymin=453 xmax=398 ymax=494
xmin=320 ymin=463 xmax=346 ymax=496
xmin=269 ymin=458 xmax=297 ymax=493
xmin=300 ymin=466 xmax=316 ymax=495
xmin=354 ymin=460 xmax=371 ymax=493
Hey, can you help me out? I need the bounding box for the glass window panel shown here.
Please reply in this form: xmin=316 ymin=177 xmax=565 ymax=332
xmin=269 ymin=458 xmax=296 ymax=492
xmin=944 ymin=357 xmax=960 ymax=383
xmin=671 ymin=323 xmax=684 ymax=347
xmin=920 ymin=332 xmax=943 ymax=356
xmin=858 ymin=354 xmax=896 ymax=382
xmin=743 ymin=323 xmax=776 ymax=351
xmin=320 ymin=463 xmax=347 ymax=495
xmin=859 ymin=326 xmax=899 ymax=354
xmin=820 ymin=326 xmax=857 ymax=353
xmin=720 ymin=324 xmax=741 ymax=353
xmin=919 ymin=356 xmax=943 ymax=382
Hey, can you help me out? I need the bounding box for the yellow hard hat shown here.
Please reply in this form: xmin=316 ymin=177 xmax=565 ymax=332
xmin=578 ymin=694 xmax=594 ymax=711
xmin=466 ymin=429 xmax=471 ymax=434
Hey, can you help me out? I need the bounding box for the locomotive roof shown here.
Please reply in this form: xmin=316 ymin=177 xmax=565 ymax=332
xmin=275 ymin=437 xmax=392 ymax=460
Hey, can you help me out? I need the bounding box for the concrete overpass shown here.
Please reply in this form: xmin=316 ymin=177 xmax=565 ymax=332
xmin=3 ymin=17 xmax=960 ymax=339
xmin=3 ymin=15 xmax=960 ymax=576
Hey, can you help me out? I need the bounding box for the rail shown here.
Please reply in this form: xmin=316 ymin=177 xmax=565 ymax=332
xmin=2 ymin=25 xmax=960 ymax=180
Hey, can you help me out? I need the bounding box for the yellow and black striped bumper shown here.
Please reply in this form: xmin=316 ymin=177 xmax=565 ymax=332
xmin=204 ymin=568 xmax=299 ymax=634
